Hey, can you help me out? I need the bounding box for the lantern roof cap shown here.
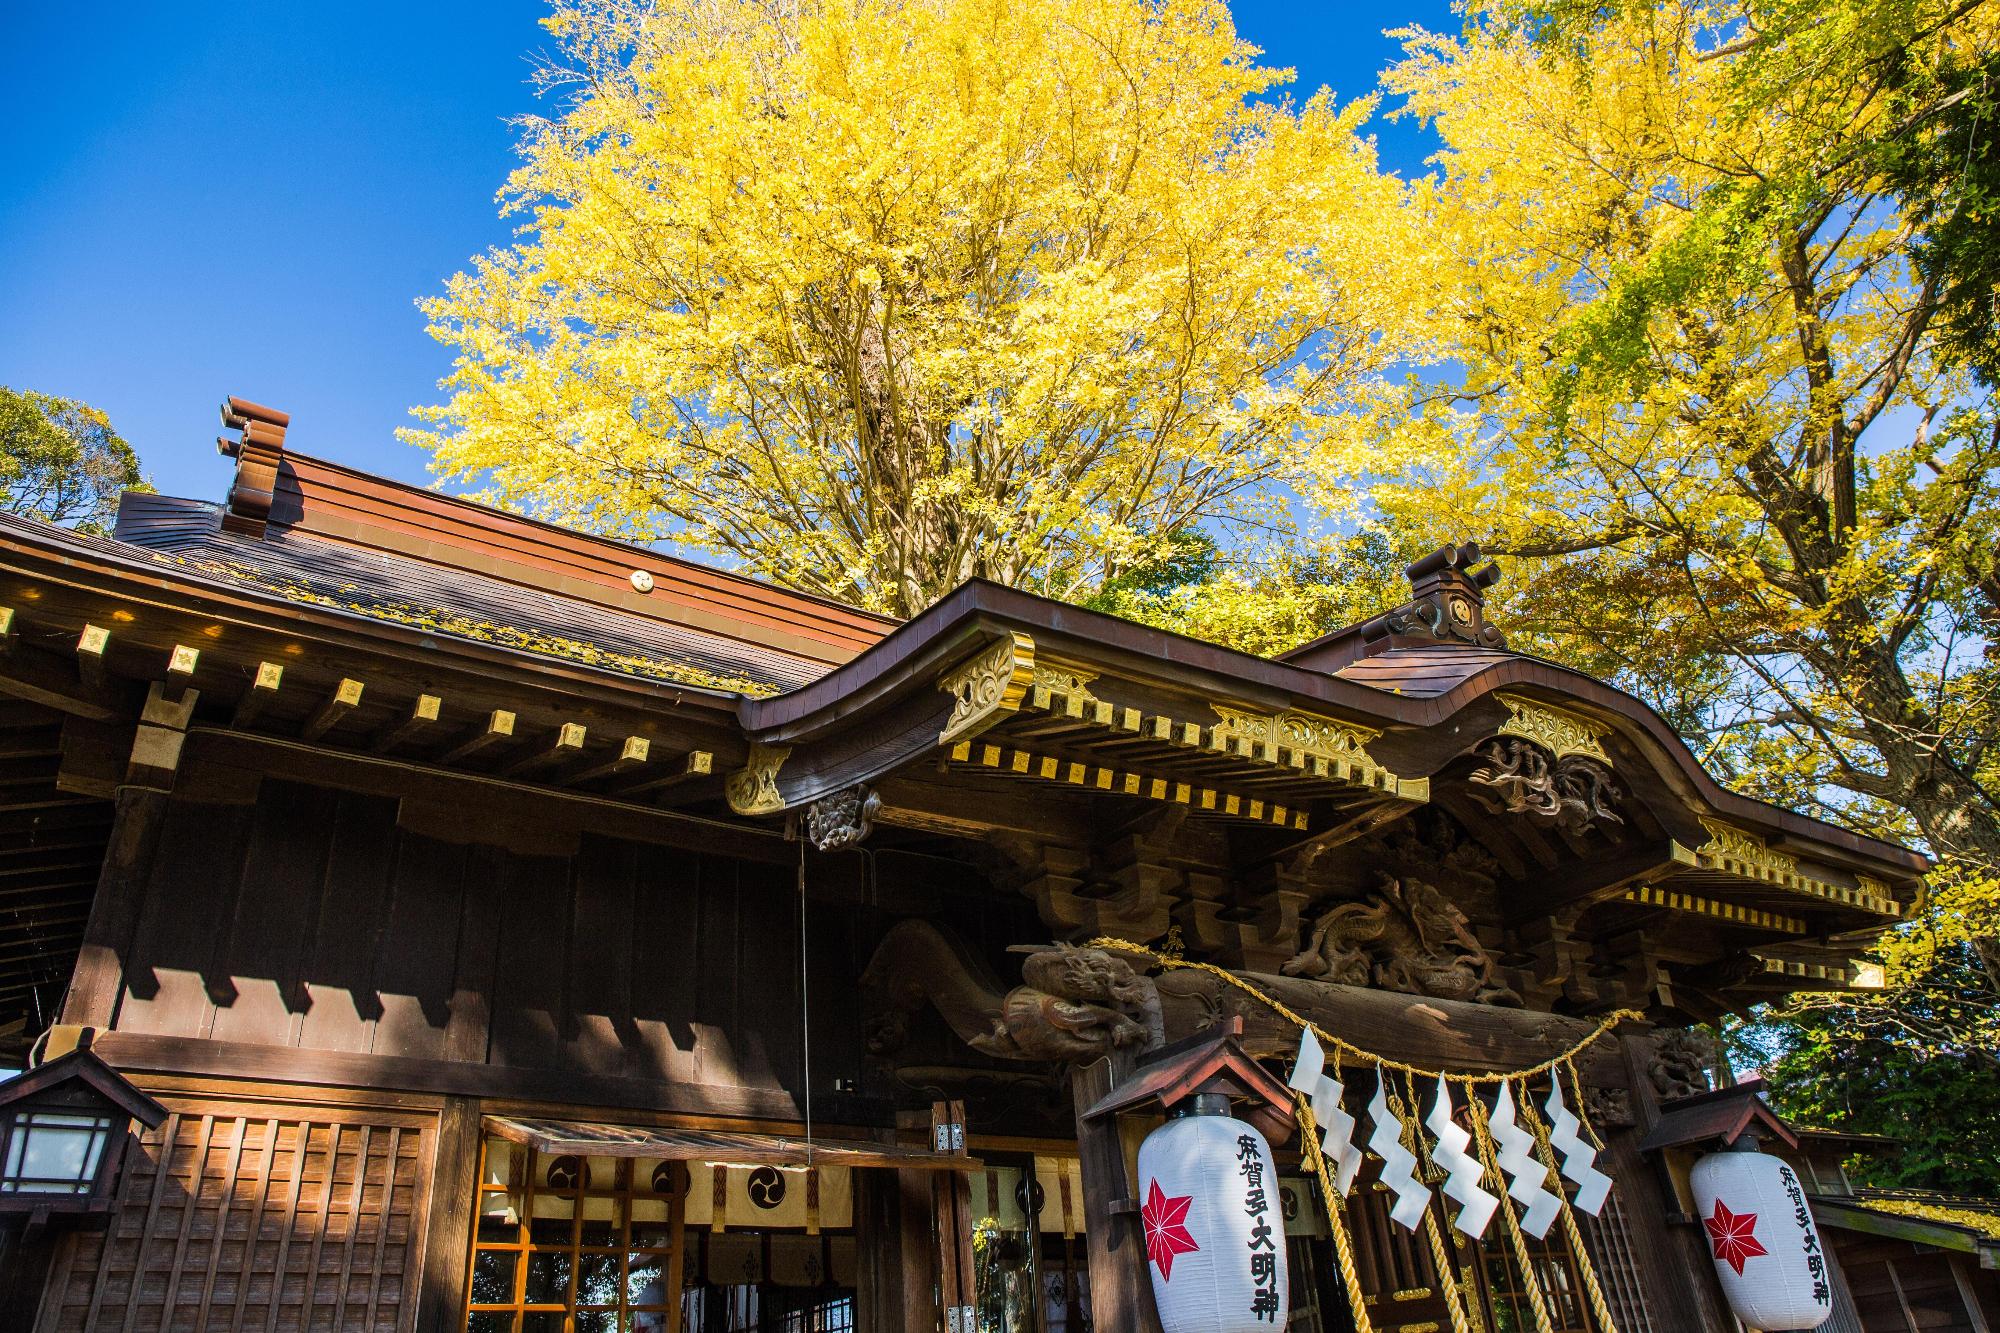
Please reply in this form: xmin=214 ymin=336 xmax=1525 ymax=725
xmin=0 ymin=1046 xmax=167 ymax=1129
xmin=1638 ymin=1080 xmax=1798 ymax=1153
xmin=1083 ymin=1019 xmax=1296 ymax=1146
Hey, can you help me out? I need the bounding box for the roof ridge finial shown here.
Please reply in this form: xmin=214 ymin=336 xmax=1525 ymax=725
xmin=216 ymin=395 xmax=290 ymax=538
xmin=1371 ymin=540 xmax=1506 ymax=651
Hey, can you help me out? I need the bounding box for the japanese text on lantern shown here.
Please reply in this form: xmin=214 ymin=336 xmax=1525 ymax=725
xmin=1239 ymin=1134 xmax=1280 ymax=1323
xmin=1778 ymin=1165 xmax=1831 ymax=1308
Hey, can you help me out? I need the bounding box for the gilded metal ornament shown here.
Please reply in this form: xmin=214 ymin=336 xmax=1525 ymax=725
xmin=1494 ymin=693 xmax=1611 ymax=764
xmin=725 ymin=743 xmax=792 ymax=816
xmin=937 ymin=632 xmax=1037 ymax=744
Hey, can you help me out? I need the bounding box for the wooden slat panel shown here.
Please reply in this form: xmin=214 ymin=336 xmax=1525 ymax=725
xmin=115 ymin=801 xmax=255 ymax=1039
xmin=38 ymin=1098 xmax=433 ymax=1333
xmin=564 ymin=834 xmax=636 ymax=1077
xmin=487 ymin=850 xmax=573 ymax=1071
xmin=625 ymin=844 xmax=702 ymax=1085
xmin=370 ymin=832 xmax=468 ymax=1062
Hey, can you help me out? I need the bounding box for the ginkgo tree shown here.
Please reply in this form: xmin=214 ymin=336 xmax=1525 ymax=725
xmin=1329 ymin=0 xmax=2000 ymax=1016
xmin=409 ymin=0 xmax=1418 ymax=616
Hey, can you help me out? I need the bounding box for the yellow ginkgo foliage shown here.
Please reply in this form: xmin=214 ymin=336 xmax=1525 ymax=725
xmin=407 ymin=0 xmax=1417 ymax=616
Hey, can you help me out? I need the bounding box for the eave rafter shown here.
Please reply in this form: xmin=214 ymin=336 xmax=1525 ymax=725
xmin=1691 ymin=818 xmax=1904 ymax=919
xmin=0 ymin=598 xmax=732 ymax=825
xmin=924 ymin=632 xmax=1427 ymax=832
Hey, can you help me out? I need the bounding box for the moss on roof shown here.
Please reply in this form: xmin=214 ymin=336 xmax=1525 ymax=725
xmin=1861 ymin=1198 xmax=2000 ymax=1240
xmin=159 ymin=549 xmax=780 ymax=698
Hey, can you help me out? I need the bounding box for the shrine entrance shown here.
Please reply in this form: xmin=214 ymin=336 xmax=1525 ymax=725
xmin=463 ymin=1119 xmax=975 ymax=1333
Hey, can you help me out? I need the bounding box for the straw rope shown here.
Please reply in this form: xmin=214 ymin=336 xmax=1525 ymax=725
xmin=1466 ymin=1092 xmax=1559 ymax=1333
xmin=1294 ymin=1093 xmax=1377 ymax=1333
xmin=1086 ymin=938 xmax=1642 ymax=1084
xmin=1523 ymin=1076 xmax=1623 ymax=1333
xmin=1390 ymin=1073 xmax=1477 ymax=1333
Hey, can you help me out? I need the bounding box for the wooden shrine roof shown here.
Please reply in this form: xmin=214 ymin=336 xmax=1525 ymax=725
xmin=484 ymin=1117 xmax=980 ymax=1171
xmin=0 ymin=396 xmax=1937 ymax=1031
xmin=1329 ymin=645 xmax=1520 ymax=698
xmin=110 ymin=495 xmax=825 ymax=697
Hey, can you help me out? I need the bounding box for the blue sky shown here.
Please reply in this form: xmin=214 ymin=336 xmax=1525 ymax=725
xmin=0 ymin=2 xmax=1454 ymax=504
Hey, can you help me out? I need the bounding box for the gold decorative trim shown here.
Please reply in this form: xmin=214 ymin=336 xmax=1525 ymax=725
xmin=725 ymin=743 xmax=792 ymax=816
xmin=948 ymin=739 xmax=1307 ymax=830
xmin=1494 ymin=693 xmax=1610 ymax=763
xmin=1696 ymin=819 xmax=1902 ymax=917
xmin=938 ymin=633 xmax=1036 ymax=744
xmin=1029 ymin=657 xmax=1101 ymax=717
xmin=1207 ymin=704 xmax=1426 ymax=801
xmin=1621 ymin=885 xmax=1804 ymax=935
xmin=1754 ymin=955 xmax=1855 ymax=984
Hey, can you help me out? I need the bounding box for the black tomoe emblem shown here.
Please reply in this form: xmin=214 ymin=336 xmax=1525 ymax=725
xmin=747 ymin=1166 xmax=787 ymax=1208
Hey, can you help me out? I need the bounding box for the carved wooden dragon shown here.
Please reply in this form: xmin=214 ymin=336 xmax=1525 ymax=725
xmin=860 ymin=920 xmax=1164 ymax=1064
xmin=1282 ymin=873 xmax=1522 ymax=1006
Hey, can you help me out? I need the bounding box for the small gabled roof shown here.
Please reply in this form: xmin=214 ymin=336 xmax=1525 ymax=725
xmin=0 ymin=1047 xmax=167 ymax=1129
xmin=1083 ymin=1019 xmax=1296 ymax=1147
xmin=1639 ymin=1081 xmax=1799 ymax=1153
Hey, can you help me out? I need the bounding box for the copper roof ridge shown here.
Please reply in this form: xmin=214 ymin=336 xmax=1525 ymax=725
xmin=271 ymin=449 xmax=900 ymax=630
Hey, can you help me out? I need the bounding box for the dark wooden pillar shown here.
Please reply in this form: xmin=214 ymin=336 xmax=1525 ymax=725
xmin=1612 ymin=1033 xmax=1734 ymax=1331
xmin=414 ymin=1095 xmax=482 ymax=1333
xmin=60 ymin=682 xmax=197 ymax=1032
xmin=856 ymin=1165 xmax=941 ymax=1333
xmin=61 ymin=786 xmax=168 ymax=1029
xmin=1071 ymin=1056 xmax=1162 ymax=1333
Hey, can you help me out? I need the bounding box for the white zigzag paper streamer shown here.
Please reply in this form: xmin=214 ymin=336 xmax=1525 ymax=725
xmin=1425 ymin=1075 xmax=1498 ymax=1239
xmin=1545 ymin=1077 xmax=1612 ymax=1215
xmin=1288 ymin=1030 xmax=1362 ymax=1196
xmin=1367 ymin=1078 xmax=1431 ymax=1231
xmin=1490 ymin=1080 xmax=1562 ymax=1238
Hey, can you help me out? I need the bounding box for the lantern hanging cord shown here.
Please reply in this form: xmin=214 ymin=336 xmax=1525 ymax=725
xmin=798 ymin=839 xmax=813 ymax=1156
xmin=1083 ymin=938 xmax=1644 ymax=1084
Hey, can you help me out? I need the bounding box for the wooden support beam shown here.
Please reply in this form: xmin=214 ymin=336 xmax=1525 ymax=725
xmin=61 ymin=783 xmax=171 ymax=1028
xmin=372 ymin=693 xmax=442 ymax=753
xmin=230 ymin=661 xmax=284 ymax=730
xmin=0 ymin=639 xmax=132 ymax=722
xmin=501 ymin=722 xmax=587 ymax=778
xmin=614 ymin=748 xmax=713 ymax=797
xmin=568 ymin=734 xmax=649 ymax=785
xmin=75 ymin=625 xmax=108 ymax=686
xmin=300 ymin=677 xmax=364 ymax=742
xmin=1150 ymin=965 xmax=1638 ymax=1085
xmin=1505 ymin=839 xmax=1691 ymax=925
xmin=1250 ymin=798 xmax=1407 ymax=871
xmin=439 ymin=710 xmax=516 ymax=766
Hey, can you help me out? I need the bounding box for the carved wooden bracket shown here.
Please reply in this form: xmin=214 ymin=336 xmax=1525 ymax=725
xmin=805 ymin=784 xmax=879 ymax=850
xmin=1468 ymin=735 xmax=1624 ymax=835
xmin=859 ymin=920 xmax=1163 ymax=1066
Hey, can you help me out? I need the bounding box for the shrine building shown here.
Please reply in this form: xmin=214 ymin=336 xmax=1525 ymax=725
xmin=0 ymin=396 xmax=1990 ymax=1333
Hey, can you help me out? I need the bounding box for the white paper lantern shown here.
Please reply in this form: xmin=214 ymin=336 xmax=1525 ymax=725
xmin=1136 ymin=1099 xmax=1289 ymax=1333
xmin=1689 ymin=1149 xmax=1834 ymax=1331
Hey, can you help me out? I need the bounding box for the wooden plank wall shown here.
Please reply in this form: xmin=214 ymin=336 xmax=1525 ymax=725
xmin=35 ymin=1095 xmax=434 ymax=1333
xmin=105 ymin=779 xmax=864 ymax=1097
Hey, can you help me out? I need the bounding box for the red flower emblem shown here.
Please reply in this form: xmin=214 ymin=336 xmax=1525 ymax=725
xmin=1704 ymin=1198 xmax=1768 ymax=1275
xmin=1141 ymin=1179 xmax=1200 ymax=1281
